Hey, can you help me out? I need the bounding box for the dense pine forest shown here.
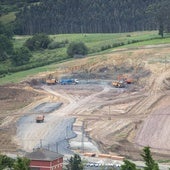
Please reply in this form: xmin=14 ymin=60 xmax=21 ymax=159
xmin=0 ymin=0 xmax=169 ymax=35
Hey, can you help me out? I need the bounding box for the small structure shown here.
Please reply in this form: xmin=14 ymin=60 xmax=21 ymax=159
xmin=26 ymin=148 xmax=63 ymax=170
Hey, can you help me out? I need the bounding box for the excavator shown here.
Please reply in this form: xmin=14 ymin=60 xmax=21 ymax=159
xmin=112 ymin=74 xmax=134 ymax=88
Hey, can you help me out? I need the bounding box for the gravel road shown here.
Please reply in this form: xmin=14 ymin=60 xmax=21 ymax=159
xmin=16 ymin=83 xmax=109 ymax=155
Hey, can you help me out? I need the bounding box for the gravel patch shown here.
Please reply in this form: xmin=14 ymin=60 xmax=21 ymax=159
xmin=30 ymin=102 xmax=63 ymax=114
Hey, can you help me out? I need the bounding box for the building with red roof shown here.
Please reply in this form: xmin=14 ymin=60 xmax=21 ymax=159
xmin=26 ymin=148 xmax=63 ymax=170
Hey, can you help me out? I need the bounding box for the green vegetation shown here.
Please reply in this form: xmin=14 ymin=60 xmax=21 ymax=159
xmin=121 ymin=147 xmax=159 ymax=170
xmin=1 ymin=1 xmax=170 ymax=36
xmin=13 ymin=157 xmax=30 ymax=170
xmin=0 ymin=154 xmax=14 ymax=169
xmin=141 ymin=147 xmax=159 ymax=170
xmin=0 ymin=64 xmax=57 ymax=85
xmin=11 ymin=0 xmax=169 ymax=35
xmin=0 ymin=12 xmax=16 ymax=24
xmin=24 ymin=33 xmax=51 ymax=51
xmin=12 ymin=46 xmax=32 ymax=66
xmin=0 ymin=154 xmax=30 ymax=170
xmin=67 ymin=42 xmax=88 ymax=57
xmin=121 ymin=160 xmax=140 ymax=170
xmin=66 ymin=154 xmax=83 ymax=170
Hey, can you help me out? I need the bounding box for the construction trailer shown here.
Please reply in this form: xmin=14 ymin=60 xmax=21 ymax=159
xmin=36 ymin=115 xmax=45 ymax=123
xmin=59 ymin=79 xmax=79 ymax=85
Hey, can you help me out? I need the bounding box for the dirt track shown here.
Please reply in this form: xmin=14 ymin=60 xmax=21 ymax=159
xmin=0 ymin=44 xmax=170 ymax=161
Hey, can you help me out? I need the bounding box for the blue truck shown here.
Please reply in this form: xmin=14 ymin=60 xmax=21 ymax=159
xmin=59 ymin=79 xmax=79 ymax=85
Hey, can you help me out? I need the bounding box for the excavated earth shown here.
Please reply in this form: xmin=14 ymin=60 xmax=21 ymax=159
xmin=0 ymin=45 xmax=170 ymax=161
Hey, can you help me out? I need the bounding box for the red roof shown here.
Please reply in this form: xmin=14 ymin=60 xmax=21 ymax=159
xmin=26 ymin=148 xmax=63 ymax=161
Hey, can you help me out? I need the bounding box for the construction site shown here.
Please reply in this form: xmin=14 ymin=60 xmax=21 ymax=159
xmin=0 ymin=44 xmax=170 ymax=162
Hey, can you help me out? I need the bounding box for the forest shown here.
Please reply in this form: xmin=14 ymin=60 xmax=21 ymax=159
xmin=7 ymin=0 xmax=169 ymax=35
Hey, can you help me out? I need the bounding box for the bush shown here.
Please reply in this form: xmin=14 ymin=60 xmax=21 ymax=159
xmin=101 ymin=44 xmax=112 ymax=51
xmin=11 ymin=47 xmax=32 ymax=66
xmin=0 ymin=34 xmax=13 ymax=61
xmin=67 ymin=42 xmax=88 ymax=57
xmin=24 ymin=33 xmax=51 ymax=51
xmin=48 ymin=40 xmax=69 ymax=49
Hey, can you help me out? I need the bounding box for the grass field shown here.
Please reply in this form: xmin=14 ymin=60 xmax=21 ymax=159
xmin=0 ymin=12 xmax=16 ymax=24
xmin=0 ymin=64 xmax=55 ymax=85
xmin=1 ymin=31 xmax=170 ymax=85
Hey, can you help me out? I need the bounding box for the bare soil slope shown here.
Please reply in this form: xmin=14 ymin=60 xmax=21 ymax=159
xmin=0 ymin=45 xmax=170 ymax=161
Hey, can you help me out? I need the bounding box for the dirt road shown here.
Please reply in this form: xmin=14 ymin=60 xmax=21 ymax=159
xmin=15 ymin=83 xmax=111 ymax=154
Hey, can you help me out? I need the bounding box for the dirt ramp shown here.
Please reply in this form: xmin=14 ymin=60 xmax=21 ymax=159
xmin=135 ymin=106 xmax=170 ymax=151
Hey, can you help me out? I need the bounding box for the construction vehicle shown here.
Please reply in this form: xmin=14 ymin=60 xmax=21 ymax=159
xmin=117 ymin=74 xmax=134 ymax=84
xmin=46 ymin=78 xmax=58 ymax=85
xmin=59 ymin=79 xmax=79 ymax=85
xmin=36 ymin=115 xmax=45 ymax=123
xmin=112 ymin=74 xmax=134 ymax=88
xmin=112 ymin=80 xmax=125 ymax=88
xmin=125 ymin=77 xmax=133 ymax=84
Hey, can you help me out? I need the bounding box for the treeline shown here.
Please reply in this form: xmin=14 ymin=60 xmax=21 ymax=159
xmin=13 ymin=0 xmax=170 ymax=35
xmin=0 ymin=0 xmax=39 ymax=16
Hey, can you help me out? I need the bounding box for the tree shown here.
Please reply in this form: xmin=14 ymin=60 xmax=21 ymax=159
xmin=120 ymin=160 xmax=140 ymax=170
xmin=0 ymin=22 xmax=14 ymax=39
xmin=66 ymin=154 xmax=83 ymax=170
xmin=141 ymin=147 xmax=159 ymax=170
xmin=146 ymin=0 xmax=170 ymax=38
xmin=24 ymin=33 xmax=51 ymax=51
xmin=67 ymin=42 xmax=88 ymax=57
xmin=0 ymin=154 xmax=14 ymax=169
xmin=13 ymin=157 xmax=30 ymax=170
xmin=0 ymin=34 xmax=13 ymax=61
xmin=11 ymin=47 xmax=32 ymax=66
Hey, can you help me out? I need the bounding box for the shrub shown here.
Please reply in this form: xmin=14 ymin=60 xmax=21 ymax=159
xmin=24 ymin=33 xmax=51 ymax=51
xmin=0 ymin=34 xmax=13 ymax=61
xmin=48 ymin=40 xmax=68 ymax=49
xmin=67 ymin=42 xmax=88 ymax=57
xmin=11 ymin=47 xmax=32 ymax=66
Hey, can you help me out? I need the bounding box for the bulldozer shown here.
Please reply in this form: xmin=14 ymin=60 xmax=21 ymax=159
xmin=45 ymin=74 xmax=58 ymax=85
xmin=46 ymin=78 xmax=57 ymax=85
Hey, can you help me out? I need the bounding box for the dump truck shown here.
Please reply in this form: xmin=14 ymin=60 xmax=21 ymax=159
xmin=59 ymin=79 xmax=79 ymax=85
xmin=117 ymin=74 xmax=134 ymax=84
xmin=36 ymin=115 xmax=45 ymax=123
xmin=125 ymin=77 xmax=133 ymax=84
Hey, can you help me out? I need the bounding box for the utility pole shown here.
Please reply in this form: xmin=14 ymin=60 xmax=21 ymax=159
xmin=40 ymin=139 xmax=43 ymax=148
xmin=56 ymin=142 xmax=58 ymax=153
xmin=81 ymin=121 xmax=85 ymax=153
xmin=165 ymin=56 xmax=167 ymax=70
xmin=108 ymin=105 xmax=111 ymax=120
xmin=66 ymin=125 xmax=69 ymax=140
